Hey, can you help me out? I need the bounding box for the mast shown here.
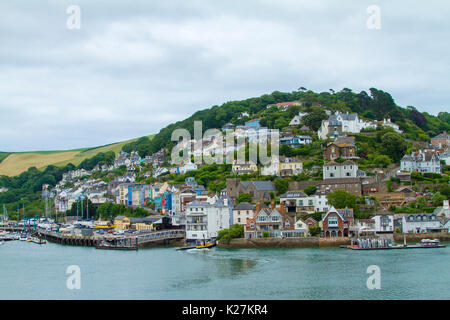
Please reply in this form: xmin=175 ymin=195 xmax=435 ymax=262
xmin=86 ymin=197 xmax=89 ymax=220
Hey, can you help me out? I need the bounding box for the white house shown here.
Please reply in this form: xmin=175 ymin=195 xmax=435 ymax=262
xmin=433 ymin=200 xmax=450 ymax=218
xmin=185 ymin=198 xmax=231 ymax=241
xmin=294 ymin=218 xmax=309 ymax=236
xmin=400 ymin=150 xmax=441 ymax=174
xmin=373 ymin=214 xmax=395 ymax=233
xmin=314 ymin=190 xmax=329 ymax=212
xmin=323 ymin=160 xmax=358 ymax=180
xmin=289 ymin=112 xmax=308 ymax=126
xmin=401 ymin=213 xmax=442 ymax=233
xmin=380 ymin=118 xmax=402 ymax=133
xmin=179 ymin=162 xmax=198 ymax=174
xmin=440 ymin=151 xmax=450 ymax=166
xmin=318 ymin=112 xmax=376 ymax=139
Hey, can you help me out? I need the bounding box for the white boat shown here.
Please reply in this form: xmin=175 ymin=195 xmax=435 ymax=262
xmin=19 ymin=233 xmax=28 ymax=241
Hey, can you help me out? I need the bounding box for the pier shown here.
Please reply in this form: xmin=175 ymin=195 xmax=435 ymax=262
xmin=39 ymin=229 xmax=185 ymax=248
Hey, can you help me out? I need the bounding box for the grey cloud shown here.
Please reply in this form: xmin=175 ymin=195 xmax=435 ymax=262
xmin=0 ymin=0 xmax=449 ymax=151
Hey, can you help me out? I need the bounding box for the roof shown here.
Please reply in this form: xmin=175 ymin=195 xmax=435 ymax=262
xmin=280 ymin=191 xmax=308 ymax=198
xmin=233 ymin=202 xmax=255 ymax=210
xmin=276 ymin=101 xmax=300 ymax=106
xmin=251 ymin=181 xmax=275 ymax=191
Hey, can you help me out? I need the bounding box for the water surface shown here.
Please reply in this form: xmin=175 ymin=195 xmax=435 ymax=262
xmin=1 ymin=241 xmax=449 ymax=299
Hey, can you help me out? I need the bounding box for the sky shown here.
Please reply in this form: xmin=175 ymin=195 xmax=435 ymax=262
xmin=0 ymin=0 xmax=449 ymax=152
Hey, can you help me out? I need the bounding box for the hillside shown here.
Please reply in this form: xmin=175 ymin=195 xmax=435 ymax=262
xmin=0 ymin=136 xmax=152 ymax=176
xmin=122 ymin=87 xmax=450 ymax=157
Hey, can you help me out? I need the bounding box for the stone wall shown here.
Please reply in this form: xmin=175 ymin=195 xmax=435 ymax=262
xmin=217 ymin=237 xmax=352 ymax=249
xmin=393 ymin=232 xmax=450 ymax=243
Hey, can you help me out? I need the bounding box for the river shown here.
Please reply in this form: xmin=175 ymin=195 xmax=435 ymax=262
xmin=1 ymin=241 xmax=449 ymax=299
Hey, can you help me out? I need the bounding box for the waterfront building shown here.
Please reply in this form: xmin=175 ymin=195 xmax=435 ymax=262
xmin=401 ymin=213 xmax=442 ymax=233
xmin=232 ymin=202 xmax=256 ymax=226
xmin=244 ymin=202 xmax=298 ymax=238
xmin=115 ymin=216 xmax=131 ymax=230
xmin=373 ymin=214 xmax=395 ymax=233
xmin=185 ymin=198 xmax=231 ymax=241
xmin=321 ymin=207 xmax=354 ymax=238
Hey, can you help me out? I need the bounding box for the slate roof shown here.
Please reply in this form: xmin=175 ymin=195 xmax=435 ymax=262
xmin=233 ymin=202 xmax=255 ymax=210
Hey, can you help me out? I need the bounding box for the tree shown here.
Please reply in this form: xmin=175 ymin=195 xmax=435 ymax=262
xmin=217 ymin=224 xmax=244 ymax=243
xmin=274 ymin=178 xmax=289 ymax=195
xmin=237 ymin=193 xmax=252 ymax=204
xmin=373 ymin=155 xmax=391 ymax=168
xmin=326 ymin=190 xmax=358 ymax=212
xmin=309 ymin=226 xmax=321 ymax=237
xmin=380 ymin=132 xmax=408 ymax=162
xmin=431 ymin=192 xmax=446 ymax=206
xmin=302 ymin=108 xmax=328 ymax=131
xmin=415 ymin=196 xmax=426 ymax=209
xmin=303 ymin=185 xmax=317 ymax=196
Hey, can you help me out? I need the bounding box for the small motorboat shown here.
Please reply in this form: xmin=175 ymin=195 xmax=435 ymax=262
xmin=195 ymin=241 xmax=216 ymax=249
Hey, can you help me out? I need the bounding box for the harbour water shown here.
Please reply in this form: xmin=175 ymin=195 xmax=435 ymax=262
xmin=1 ymin=241 xmax=449 ymax=299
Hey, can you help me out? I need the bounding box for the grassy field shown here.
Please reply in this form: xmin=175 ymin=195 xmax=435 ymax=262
xmin=0 ymin=136 xmax=152 ymax=177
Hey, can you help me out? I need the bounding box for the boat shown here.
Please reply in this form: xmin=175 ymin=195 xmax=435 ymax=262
xmin=95 ymin=239 xmax=138 ymax=250
xmin=94 ymin=221 xmax=116 ymax=229
xmin=27 ymin=237 xmax=48 ymax=245
xmin=195 ymin=241 xmax=216 ymax=249
xmin=176 ymin=244 xmax=198 ymax=251
xmin=19 ymin=233 xmax=29 ymax=241
xmin=27 ymin=233 xmax=47 ymax=245
xmin=346 ymin=237 xmax=446 ymax=250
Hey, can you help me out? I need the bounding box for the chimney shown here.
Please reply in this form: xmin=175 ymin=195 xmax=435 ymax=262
xmin=256 ymin=201 xmax=262 ymax=214
xmin=444 ymin=200 xmax=449 ymax=210
xmin=280 ymin=201 xmax=285 ymax=215
xmin=270 ymin=200 xmax=275 ymax=210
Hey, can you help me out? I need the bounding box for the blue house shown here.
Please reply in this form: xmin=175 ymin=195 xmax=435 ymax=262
xmin=280 ymin=135 xmax=312 ymax=148
xmin=245 ymin=118 xmax=262 ymax=127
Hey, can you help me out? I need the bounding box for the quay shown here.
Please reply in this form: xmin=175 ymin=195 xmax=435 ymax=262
xmin=38 ymin=229 xmax=186 ymax=248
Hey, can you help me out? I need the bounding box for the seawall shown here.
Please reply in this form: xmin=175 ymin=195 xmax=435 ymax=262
xmin=217 ymin=237 xmax=351 ymax=249
xmin=393 ymin=232 xmax=450 ymax=243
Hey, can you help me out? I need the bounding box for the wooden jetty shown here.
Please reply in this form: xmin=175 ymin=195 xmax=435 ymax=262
xmin=39 ymin=229 xmax=185 ymax=249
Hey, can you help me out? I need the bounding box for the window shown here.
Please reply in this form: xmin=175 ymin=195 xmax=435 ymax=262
xmin=328 ymin=216 xmax=339 ymax=227
xmin=238 ymin=218 xmax=241 ymax=223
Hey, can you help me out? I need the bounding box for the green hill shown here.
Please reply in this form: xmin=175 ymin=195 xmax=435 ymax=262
xmin=0 ymin=136 xmax=152 ymax=177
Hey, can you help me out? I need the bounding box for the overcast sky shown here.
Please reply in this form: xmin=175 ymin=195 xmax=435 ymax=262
xmin=0 ymin=0 xmax=449 ymax=152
